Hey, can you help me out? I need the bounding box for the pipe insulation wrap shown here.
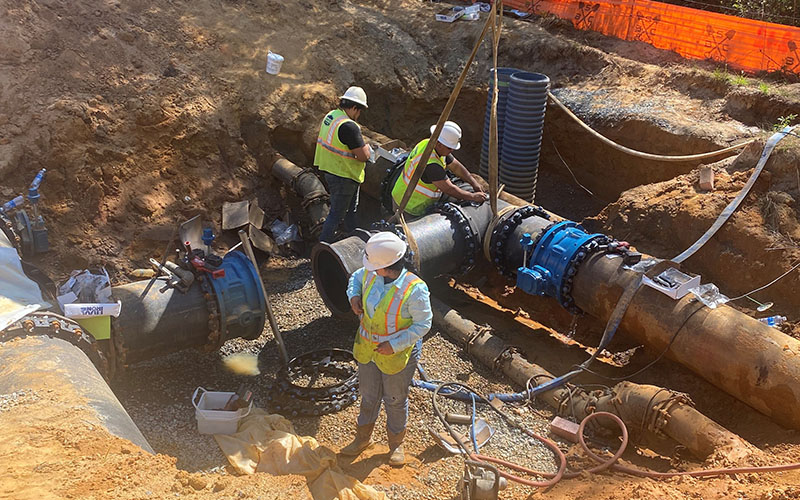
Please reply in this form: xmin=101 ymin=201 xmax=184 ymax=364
xmin=0 ymin=335 xmax=154 ymax=453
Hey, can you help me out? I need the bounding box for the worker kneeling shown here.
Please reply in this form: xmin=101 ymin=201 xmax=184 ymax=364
xmin=391 ymin=121 xmax=487 ymax=217
xmin=340 ymin=232 xmax=432 ymax=466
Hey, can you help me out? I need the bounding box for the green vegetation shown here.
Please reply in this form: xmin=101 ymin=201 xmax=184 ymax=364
xmin=731 ymin=73 xmax=749 ymax=86
xmin=758 ymin=82 xmax=770 ymax=94
xmin=774 ymin=113 xmax=798 ymax=130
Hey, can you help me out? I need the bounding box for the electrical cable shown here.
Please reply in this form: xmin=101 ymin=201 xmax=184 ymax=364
xmin=548 ymin=91 xmax=756 ymax=162
xmin=433 ymin=383 xmax=800 ymax=491
xmin=728 ymin=259 xmax=800 ymax=301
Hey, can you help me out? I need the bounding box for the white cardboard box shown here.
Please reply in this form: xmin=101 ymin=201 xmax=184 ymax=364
xmin=435 ymin=7 xmax=464 ymax=22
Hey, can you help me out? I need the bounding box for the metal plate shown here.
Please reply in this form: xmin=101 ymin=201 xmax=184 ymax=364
xmin=222 ymin=200 xmax=249 ymax=230
xmin=178 ymin=215 xmax=203 ymax=252
xmin=248 ymin=201 xmax=265 ymax=229
xmin=249 ymin=225 xmax=276 ymax=254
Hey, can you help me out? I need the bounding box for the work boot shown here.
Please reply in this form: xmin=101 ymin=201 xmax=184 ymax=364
xmin=387 ymin=429 xmax=406 ymax=466
xmin=339 ymin=423 xmax=375 ymax=456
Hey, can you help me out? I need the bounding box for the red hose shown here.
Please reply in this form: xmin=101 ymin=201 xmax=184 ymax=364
xmin=469 ymin=411 xmax=800 ymax=488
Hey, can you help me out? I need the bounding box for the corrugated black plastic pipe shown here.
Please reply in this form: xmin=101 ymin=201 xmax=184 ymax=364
xmin=480 ymin=67 xmax=521 ymax=179
xmin=499 ymin=72 xmax=550 ymax=202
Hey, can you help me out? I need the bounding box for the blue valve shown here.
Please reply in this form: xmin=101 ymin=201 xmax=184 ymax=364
xmin=202 ymin=227 xmax=215 ymax=254
xmin=27 ymin=169 xmax=46 ymax=206
xmin=0 ymin=195 xmax=23 ymax=214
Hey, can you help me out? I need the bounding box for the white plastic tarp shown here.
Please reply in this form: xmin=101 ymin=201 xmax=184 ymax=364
xmin=0 ymin=231 xmax=47 ymax=331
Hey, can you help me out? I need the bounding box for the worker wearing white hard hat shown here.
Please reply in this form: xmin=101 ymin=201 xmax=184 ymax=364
xmin=341 ymin=232 xmax=433 ymax=466
xmin=314 ymin=86 xmax=374 ymax=243
xmin=391 ymin=120 xmax=487 ymax=217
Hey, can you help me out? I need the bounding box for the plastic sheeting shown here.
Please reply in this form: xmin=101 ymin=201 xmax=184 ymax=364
xmin=214 ymin=408 xmax=386 ymax=500
xmin=504 ymin=0 xmax=800 ymax=75
xmin=0 ymin=231 xmax=47 ymax=331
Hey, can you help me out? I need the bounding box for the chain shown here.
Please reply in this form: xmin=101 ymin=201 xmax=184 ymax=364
xmin=265 ymin=348 xmax=359 ymax=418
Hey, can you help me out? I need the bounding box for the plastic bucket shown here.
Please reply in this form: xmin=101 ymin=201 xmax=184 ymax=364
xmin=192 ymin=386 xmax=252 ymax=435
xmin=266 ymin=51 xmax=284 ymax=75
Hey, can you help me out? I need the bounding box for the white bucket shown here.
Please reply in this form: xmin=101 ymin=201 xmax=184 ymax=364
xmin=192 ymin=386 xmax=252 ymax=435
xmin=266 ymin=51 xmax=284 ymax=75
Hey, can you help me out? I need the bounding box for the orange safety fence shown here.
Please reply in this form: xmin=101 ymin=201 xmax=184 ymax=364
xmin=503 ymin=0 xmax=800 ymax=75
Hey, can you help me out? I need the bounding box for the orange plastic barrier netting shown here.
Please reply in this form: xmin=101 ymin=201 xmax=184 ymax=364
xmin=504 ymin=0 xmax=800 ymax=75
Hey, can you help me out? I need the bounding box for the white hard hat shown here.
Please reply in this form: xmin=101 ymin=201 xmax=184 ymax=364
xmin=340 ymin=86 xmax=368 ymax=108
xmin=363 ymin=232 xmax=407 ymax=272
xmin=431 ymin=121 xmax=461 ymax=150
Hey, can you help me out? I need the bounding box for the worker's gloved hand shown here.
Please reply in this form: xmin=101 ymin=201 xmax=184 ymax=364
xmin=469 ymin=192 xmax=489 ymax=204
xmin=350 ymin=296 xmax=364 ymax=316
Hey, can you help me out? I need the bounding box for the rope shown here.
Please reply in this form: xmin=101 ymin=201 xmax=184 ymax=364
xmin=389 ymin=4 xmax=494 ymax=222
xmin=488 ymin=0 xmax=503 ymax=216
xmin=398 ymin=212 xmax=422 ymax=273
xmin=548 ymin=91 xmax=756 ymax=162
xmin=673 ymin=125 xmax=796 ymax=263
xmin=483 ymin=204 xmax=516 ymax=261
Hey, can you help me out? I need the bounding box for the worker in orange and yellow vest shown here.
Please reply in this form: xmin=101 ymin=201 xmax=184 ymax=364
xmin=391 ymin=120 xmax=487 ymax=218
xmin=314 ymin=86 xmax=373 ymax=243
xmin=339 ymin=232 xmax=432 ymax=466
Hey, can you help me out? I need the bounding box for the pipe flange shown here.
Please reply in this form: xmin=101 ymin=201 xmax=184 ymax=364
xmin=300 ymin=190 xmax=330 ymax=210
xmin=490 ymin=205 xmax=550 ymax=278
xmin=0 ymin=213 xmax=21 ymax=251
xmin=379 ymin=157 xmax=407 ymax=214
xmin=438 ymin=203 xmax=480 ymax=274
xmin=2 ymin=311 xmax=110 ymax=378
xmin=197 ymin=274 xmax=223 ymax=350
xmin=559 ymin=234 xmax=611 ymax=313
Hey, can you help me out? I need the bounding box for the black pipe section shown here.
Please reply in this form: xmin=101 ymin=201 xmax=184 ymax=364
xmin=500 ymin=72 xmax=550 ymax=202
xmin=480 ymin=67 xmax=520 ymax=179
xmin=272 ymin=158 xmax=330 ymax=239
xmin=0 ymin=335 xmax=154 ymax=453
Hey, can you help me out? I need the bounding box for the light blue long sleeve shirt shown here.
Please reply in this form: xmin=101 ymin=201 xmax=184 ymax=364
xmin=346 ymin=267 xmax=432 ymax=353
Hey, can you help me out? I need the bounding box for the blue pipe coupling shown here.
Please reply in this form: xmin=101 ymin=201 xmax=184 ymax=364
xmin=516 ymin=221 xmax=605 ymax=307
xmin=210 ymin=251 xmax=266 ymax=341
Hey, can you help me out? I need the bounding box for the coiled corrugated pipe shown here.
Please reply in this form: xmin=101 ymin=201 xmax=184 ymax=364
xmin=479 ymin=67 xmax=520 ymax=179
xmin=499 ymin=72 xmax=550 ymax=202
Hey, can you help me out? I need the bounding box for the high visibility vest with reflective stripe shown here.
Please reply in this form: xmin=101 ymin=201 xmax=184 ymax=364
xmin=314 ymin=109 xmax=366 ymax=183
xmin=353 ymin=270 xmax=424 ymax=375
xmin=391 ymin=139 xmax=447 ymax=216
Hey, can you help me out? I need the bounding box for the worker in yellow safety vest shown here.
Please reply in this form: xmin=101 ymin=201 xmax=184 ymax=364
xmin=391 ymin=121 xmax=487 ymax=217
xmin=340 ymin=232 xmax=432 ymax=466
xmin=314 ymin=86 xmax=373 ymax=242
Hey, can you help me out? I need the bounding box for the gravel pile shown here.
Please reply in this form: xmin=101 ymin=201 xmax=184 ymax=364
xmin=112 ymin=257 xmax=566 ymax=498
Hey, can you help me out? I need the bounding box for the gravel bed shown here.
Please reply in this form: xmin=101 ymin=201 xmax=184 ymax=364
xmin=112 ymin=257 xmax=565 ymax=498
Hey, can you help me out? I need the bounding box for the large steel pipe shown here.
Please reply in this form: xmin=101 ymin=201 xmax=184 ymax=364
xmin=0 ymin=335 xmax=153 ymax=453
xmin=571 ymin=253 xmax=800 ymax=430
xmin=272 ymin=158 xmax=330 ymax=239
xmin=312 ymin=198 xmax=500 ymax=317
xmin=314 ymin=142 xmax=800 ymax=429
xmin=112 ymin=251 xmax=266 ymax=367
xmin=429 ymin=297 xmax=754 ymax=461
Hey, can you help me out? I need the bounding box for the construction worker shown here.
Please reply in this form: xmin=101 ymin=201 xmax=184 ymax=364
xmin=340 ymin=232 xmax=432 ymax=466
xmin=391 ymin=121 xmax=487 ymax=217
xmin=314 ymin=86 xmax=373 ymax=243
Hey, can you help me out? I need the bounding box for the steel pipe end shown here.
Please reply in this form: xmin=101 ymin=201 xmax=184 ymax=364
xmin=311 ymin=236 xmax=366 ymax=317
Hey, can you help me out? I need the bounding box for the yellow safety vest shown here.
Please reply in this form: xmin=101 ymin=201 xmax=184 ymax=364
xmin=353 ymin=270 xmax=424 ymax=375
xmin=314 ymin=109 xmax=366 ymax=183
xmin=391 ymin=139 xmax=447 ymax=216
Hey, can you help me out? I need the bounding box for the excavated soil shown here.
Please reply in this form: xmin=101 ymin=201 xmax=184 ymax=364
xmin=3 ymin=0 xmax=800 ymax=498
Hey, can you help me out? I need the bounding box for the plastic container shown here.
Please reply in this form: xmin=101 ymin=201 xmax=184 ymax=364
xmin=758 ymin=315 xmax=787 ymax=327
xmin=266 ymin=51 xmax=284 ymax=75
xmin=192 ymin=386 xmax=252 ymax=435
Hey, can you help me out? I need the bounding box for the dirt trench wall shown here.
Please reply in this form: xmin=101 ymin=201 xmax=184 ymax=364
xmin=588 ymin=142 xmax=800 ymax=318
